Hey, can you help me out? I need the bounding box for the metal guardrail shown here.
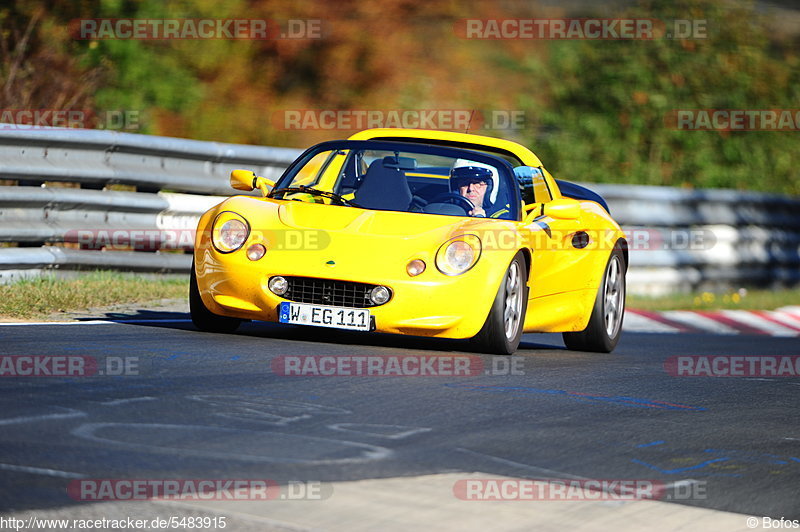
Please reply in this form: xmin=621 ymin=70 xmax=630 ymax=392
xmin=0 ymin=127 xmax=299 ymax=194
xmin=588 ymin=183 xmax=800 ymax=294
xmin=0 ymin=127 xmax=299 ymax=283
xmin=1 ymin=127 xmax=798 ymax=294
xmin=0 ymin=247 xmax=191 ymax=283
xmin=0 ymin=186 xmax=222 ymax=247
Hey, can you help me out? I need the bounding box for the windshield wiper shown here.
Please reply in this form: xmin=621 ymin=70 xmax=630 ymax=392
xmin=269 ymin=186 xmax=361 ymax=208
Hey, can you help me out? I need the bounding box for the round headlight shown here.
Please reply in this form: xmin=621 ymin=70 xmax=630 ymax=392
xmin=436 ymin=235 xmax=481 ymax=276
xmin=212 ymin=212 xmax=249 ymax=253
xmin=369 ymin=285 xmax=391 ymax=305
xmin=269 ymin=276 xmax=288 ymax=296
xmin=406 ymin=259 xmax=426 ymax=277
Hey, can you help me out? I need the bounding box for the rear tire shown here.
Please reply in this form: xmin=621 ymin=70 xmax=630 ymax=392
xmin=562 ymin=245 xmax=626 ymax=353
xmin=473 ymin=252 xmax=529 ymax=355
xmin=189 ymin=261 xmax=242 ymax=334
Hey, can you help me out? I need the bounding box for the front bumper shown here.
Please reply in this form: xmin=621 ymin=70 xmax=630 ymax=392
xmin=194 ymin=246 xmax=508 ymax=339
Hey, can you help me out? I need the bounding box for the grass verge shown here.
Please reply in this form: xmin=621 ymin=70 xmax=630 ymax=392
xmin=628 ymin=288 xmax=800 ymax=312
xmin=0 ymin=271 xmax=188 ymax=320
xmin=0 ymin=272 xmax=798 ymax=321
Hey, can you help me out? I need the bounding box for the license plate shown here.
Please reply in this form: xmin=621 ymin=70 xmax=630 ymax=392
xmin=279 ymin=302 xmax=371 ymax=331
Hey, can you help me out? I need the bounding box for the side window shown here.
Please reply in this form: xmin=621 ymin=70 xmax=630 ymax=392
xmin=514 ymin=166 xmax=551 ymax=204
xmin=531 ymin=167 xmax=552 ymax=204
xmin=292 ymin=150 xmax=333 ymax=187
xmin=317 ymin=150 xmax=348 ymax=190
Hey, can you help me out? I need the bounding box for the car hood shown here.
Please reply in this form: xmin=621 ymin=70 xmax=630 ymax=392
xmin=207 ymin=196 xmax=519 ymax=284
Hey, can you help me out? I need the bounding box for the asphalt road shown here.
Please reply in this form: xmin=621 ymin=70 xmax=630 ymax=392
xmin=1 ymin=314 xmax=798 ymax=527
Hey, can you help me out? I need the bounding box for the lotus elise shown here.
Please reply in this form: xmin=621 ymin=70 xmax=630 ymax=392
xmin=191 ymin=128 xmax=628 ymax=354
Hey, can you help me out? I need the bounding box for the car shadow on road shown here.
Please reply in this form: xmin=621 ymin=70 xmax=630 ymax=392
xmin=75 ymin=309 xmax=191 ymax=323
xmin=85 ymin=308 xmax=567 ymax=354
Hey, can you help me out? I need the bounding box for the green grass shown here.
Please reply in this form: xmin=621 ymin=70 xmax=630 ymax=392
xmin=1 ymin=271 xmax=798 ymax=320
xmin=0 ymin=271 xmax=188 ymax=320
xmin=629 ymin=288 xmax=800 ymax=312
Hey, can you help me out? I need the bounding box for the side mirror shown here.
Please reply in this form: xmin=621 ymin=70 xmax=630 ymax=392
xmin=543 ymin=198 xmax=580 ymax=220
xmin=230 ymin=169 xmax=274 ymax=197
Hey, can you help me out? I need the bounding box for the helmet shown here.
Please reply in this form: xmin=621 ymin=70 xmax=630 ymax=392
xmin=450 ymin=159 xmax=499 ymax=206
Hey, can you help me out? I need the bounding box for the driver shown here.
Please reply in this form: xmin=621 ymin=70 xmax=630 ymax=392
xmin=450 ymin=159 xmax=508 ymax=218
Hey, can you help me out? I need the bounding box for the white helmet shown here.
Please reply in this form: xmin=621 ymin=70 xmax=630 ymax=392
xmin=451 ymin=159 xmax=499 ymax=204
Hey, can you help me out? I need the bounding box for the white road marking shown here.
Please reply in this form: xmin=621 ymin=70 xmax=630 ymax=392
xmin=72 ymin=423 xmax=392 ymax=465
xmin=661 ymin=311 xmax=739 ymax=335
xmin=0 ymin=463 xmax=85 ymax=479
xmin=764 ymin=310 xmax=800 ymax=331
xmin=777 ymin=306 xmax=800 ymax=318
xmin=188 ymin=395 xmax=352 ymax=427
xmin=99 ymin=397 xmax=157 ymax=406
xmin=327 ymin=423 xmax=432 ymax=440
xmin=0 ymin=319 xmax=191 ymax=326
xmin=622 ymin=311 xmax=681 ymax=333
xmin=720 ymin=310 xmax=799 ymax=337
xmin=0 ymin=408 xmax=86 ymax=426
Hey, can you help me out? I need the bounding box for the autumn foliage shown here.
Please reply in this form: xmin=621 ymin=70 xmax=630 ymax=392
xmin=1 ymin=0 xmax=798 ymax=194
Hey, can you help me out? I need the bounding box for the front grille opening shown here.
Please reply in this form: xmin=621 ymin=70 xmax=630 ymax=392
xmin=278 ymin=276 xmax=391 ymax=308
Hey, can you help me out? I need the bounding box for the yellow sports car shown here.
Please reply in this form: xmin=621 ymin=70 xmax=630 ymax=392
xmin=191 ymin=128 xmax=628 ymax=354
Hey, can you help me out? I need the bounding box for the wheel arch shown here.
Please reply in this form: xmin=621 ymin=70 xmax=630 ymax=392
xmin=519 ymin=247 xmax=532 ymax=281
xmin=617 ymin=237 xmax=629 ymax=271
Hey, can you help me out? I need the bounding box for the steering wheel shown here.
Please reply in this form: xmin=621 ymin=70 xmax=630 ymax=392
xmin=430 ymin=192 xmax=475 ymax=214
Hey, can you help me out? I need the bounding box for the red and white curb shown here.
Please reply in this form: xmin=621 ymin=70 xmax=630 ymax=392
xmin=624 ymin=306 xmax=800 ymax=337
xmin=2 ymin=308 xmax=800 ymax=338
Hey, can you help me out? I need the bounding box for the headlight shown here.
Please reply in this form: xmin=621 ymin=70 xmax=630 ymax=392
xmin=436 ymin=235 xmax=481 ymax=276
xmin=268 ymin=276 xmax=288 ymax=296
xmin=212 ymin=212 xmax=250 ymax=253
xmin=369 ymin=285 xmax=391 ymax=305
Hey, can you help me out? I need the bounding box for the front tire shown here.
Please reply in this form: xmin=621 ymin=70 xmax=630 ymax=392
xmin=562 ymin=245 xmax=626 ymax=352
xmin=473 ymin=252 xmax=529 ymax=355
xmin=189 ymin=262 xmax=242 ymax=334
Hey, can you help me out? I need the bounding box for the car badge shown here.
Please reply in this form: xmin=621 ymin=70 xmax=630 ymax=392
xmin=326 ymin=260 xmax=335 ymax=266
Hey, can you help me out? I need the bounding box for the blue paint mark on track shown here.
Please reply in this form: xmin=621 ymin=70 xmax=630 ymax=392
xmin=636 ymin=441 xmax=665 ymax=448
xmin=631 ymin=457 xmax=742 ymax=477
xmin=444 ymin=384 xmax=706 ymax=411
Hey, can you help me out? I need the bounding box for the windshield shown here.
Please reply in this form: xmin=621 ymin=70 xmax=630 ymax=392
xmin=271 ymin=140 xmax=520 ymax=220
